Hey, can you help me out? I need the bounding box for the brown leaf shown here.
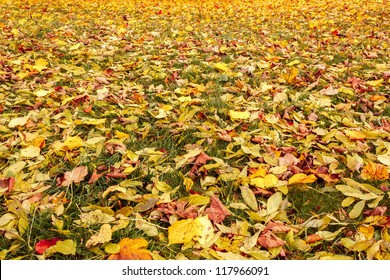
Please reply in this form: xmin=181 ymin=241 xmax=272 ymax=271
xmin=257 ymin=231 xmax=286 ymax=248
xmin=264 ymin=221 xmax=298 ymax=233
xmin=108 ymin=238 xmax=152 ymax=260
xmin=60 ymin=166 xmax=88 ymax=186
xmin=204 ymin=195 xmax=230 ymax=223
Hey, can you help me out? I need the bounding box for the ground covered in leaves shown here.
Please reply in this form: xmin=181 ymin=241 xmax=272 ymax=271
xmin=0 ymin=0 xmax=389 ymax=260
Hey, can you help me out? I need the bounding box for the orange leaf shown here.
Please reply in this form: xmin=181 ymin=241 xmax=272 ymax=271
xmin=108 ymin=238 xmax=152 ymax=260
xmin=305 ymin=234 xmax=322 ymax=244
xmin=361 ymin=162 xmax=389 ymax=181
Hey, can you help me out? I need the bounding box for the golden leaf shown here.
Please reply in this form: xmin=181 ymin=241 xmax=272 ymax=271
xmin=361 ymin=162 xmax=389 ymax=181
xmin=288 ymin=173 xmax=317 ymax=185
xmin=108 ymin=238 xmax=152 ymax=260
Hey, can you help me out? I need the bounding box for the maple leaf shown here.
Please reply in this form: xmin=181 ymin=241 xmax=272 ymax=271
xmin=108 ymin=238 xmax=152 ymax=260
xmin=204 ymin=195 xmax=231 ymax=223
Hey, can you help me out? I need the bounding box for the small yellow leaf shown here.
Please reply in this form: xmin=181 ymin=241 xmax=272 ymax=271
xmin=32 ymin=59 xmax=48 ymax=72
xmin=358 ymin=225 xmax=375 ymax=239
xmin=168 ymin=219 xmax=199 ymax=245
xmin=85 ymin=224 xmax=112 ymax=248
xmin=345 ymin=130 xmax=366 ymax=140
xmin=63 ymin=136 xmax=83 ymax=150
xmin=20 ymin=146 xmax=41 ymax=158
xmin=267 ymin=192 xmax=282 ymax=214
xmin=215 ymin=62 xmax=230 ymax=72
xmin=366 ymin=79 xmax=383 ymax=87
xmin=34 ymin=89 xmax=52 ymax=97
xmin=349 ymin=200 xmax=365 ymax=219
xmin=228 ymin=110 xmax=250 ymax=121
xmin=53 ymin=239 xmax=76 ymax=255
xmin=377 ymin=154 xmax=390 ymax=166
xmin=8 ymin=116 xmax=29 ymax=128
xmin=240 ymin=185 xmax=258 ymax=211
xmin=185 ymin=25 xmax=194 ymax=32
xmin=105 ymin=243 xmax=121 ymax=254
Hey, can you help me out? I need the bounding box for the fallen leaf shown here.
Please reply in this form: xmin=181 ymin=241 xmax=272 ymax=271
xmin=258 ymin=231 xmax=286 ymax=248
xmin=85 ymin=224 xmax=112 ymax=248
xmin=240 ymin=185 xmax=258 ymax=211
xmin=108 ymin=238 xmax=152 ymax=260
xmin=288 ymin=173 xmax=317 ymax=185
xmin=204 ymin=195 xmax=231 ymax=223
xmin=361 ymin=162 xmax=389 ymax=181
xmin=60 ymin=166 xmax=88 ymax=186
xmin=35 ymin=238 xmax=62 ymax=255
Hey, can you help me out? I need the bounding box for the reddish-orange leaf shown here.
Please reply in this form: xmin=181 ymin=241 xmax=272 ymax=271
xmin=305 ymin=234 xmax=322 ymax=244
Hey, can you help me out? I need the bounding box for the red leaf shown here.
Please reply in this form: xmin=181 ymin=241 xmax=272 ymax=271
xmin=35 ymin=238 xmax=61 ymax=254
xmin=204 ymin=195 xmax=230 ymax=223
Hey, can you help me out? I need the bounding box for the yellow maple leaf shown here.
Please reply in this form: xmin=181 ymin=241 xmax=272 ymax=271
xmin=32 ymin=59 xmax=48 ymax=72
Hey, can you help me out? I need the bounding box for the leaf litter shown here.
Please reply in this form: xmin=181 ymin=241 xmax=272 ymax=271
xmin=0 ymin=0 xmax=389 ymax=260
